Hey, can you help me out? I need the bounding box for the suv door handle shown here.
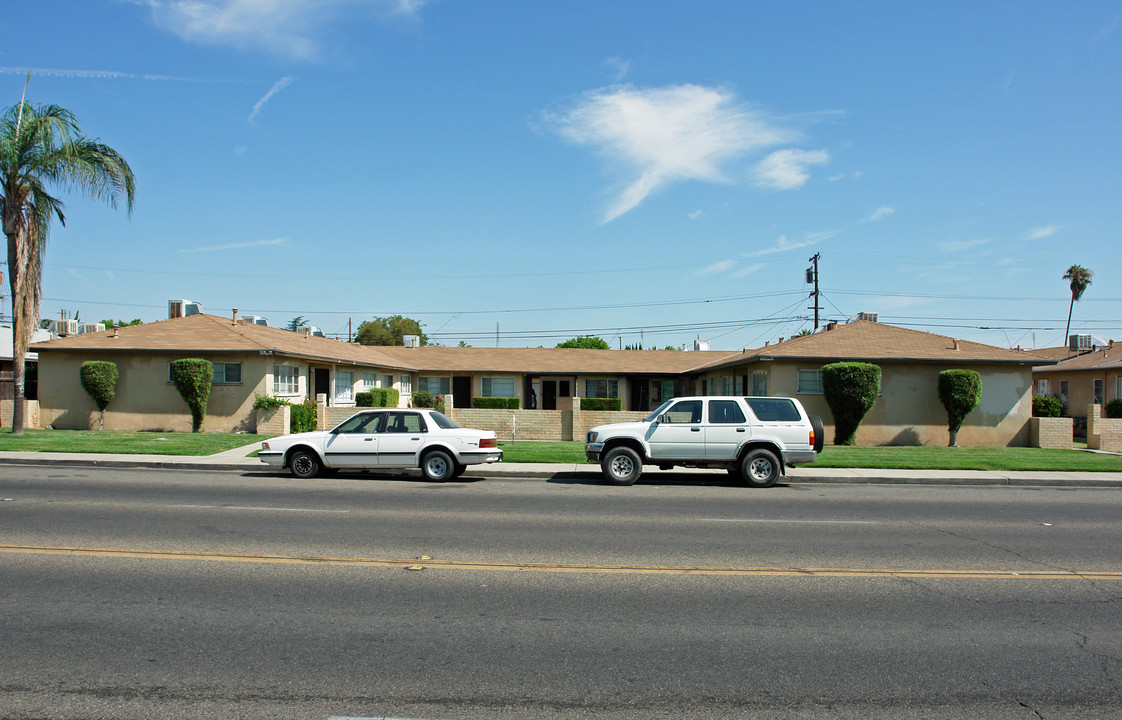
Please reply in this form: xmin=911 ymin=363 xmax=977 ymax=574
xmin=691 ymin=427 xmax=701 ymax=432
xmin=736 ymin=428 xmax=746 ymax=432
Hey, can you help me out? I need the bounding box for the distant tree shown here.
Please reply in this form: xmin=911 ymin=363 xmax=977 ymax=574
xmin=170 ymin=358 xmax=213 ymax=433
xmin=354 ymin=315 xmax=428 ymax=346
xmin=822 ymin=362 xmax=881 ymax=445
xmin=938 ymin=369 xmax=982 ymax=447
xmin=556 ymin=336 xmax=610 ymax=350
xmin=286 ymin=315 xmax=308 ymax=332
xmin=1 ymin=95 xmax=134 ymax=434
xmin=79 ymin=360 xmax=118 ymax=430
xmin=99 ymin=318 xmax=142 ymax=328
xmin=1062 ymin=265 xmax=1093 ymax=342
xmin=796 ymin=329 xmax=814 ymax=337
xmin=458 ymin=340 xmax=472 ymax=348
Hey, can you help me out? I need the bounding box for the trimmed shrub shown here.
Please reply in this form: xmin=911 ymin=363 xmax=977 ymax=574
xmin=356 ymin=389 xmax=400 ymax=408
xmin=1033 ymin=395 xmax=1063 ymax=418
xmin=412 ymin=390 xmax=434 ymax=408
xmin=822 ymin=362 xmax=881 ymax=445
xmin=290 ymin=400 xmax=317 ymax=433
xmin=252 ymin=393 xmax=289 ymax=411
xmin=170 ymin=358 xmax=213 ymax=432
xmin=1106 ymin=399 xmax=1122 ymax=419
xmin=580 ymin=397 xmax=622 ymax=411
xmin=79 ymin=360 xmax=119 ymax=430
xmin=938 ymin=369 xmax=982 ymax=447
xmin=473 ymin=397 xmax=520 ymax=409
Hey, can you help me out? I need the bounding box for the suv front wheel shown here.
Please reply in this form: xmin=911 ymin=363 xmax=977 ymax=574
xmin=601 ymin=446 xmax=642 ymax=486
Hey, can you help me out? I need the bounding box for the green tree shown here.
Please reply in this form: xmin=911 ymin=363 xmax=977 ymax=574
xmin=354 ymin=315 xmax=428 ymax=346
xmin=938 ymin=369 xmax=982 ymax=447
xmin=286 ymin=316 xmax=307 ymax=332
xmin=822 ymin=362 xmax=881 ymax=445
xmin=1062 ymin=265 xmax=1093 ymax=342
xmin=1 ymin=94 xmax=134 ymax=434
xmin=556 ymin=336 xmax=610 ymax=350
xmin=99 ymin=318 xmax=142 ymax=328
xmin=170 ymin=358 xmax=213 ymax=433
xmin=79 ymin=361 xmax=119 ymax=430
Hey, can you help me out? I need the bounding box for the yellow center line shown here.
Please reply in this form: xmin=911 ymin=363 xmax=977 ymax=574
xmin=2 ymin=544 xmax=1121 ymax=580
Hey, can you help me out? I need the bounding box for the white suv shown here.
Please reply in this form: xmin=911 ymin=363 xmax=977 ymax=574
xmin=585 ymin=396 xmax=823 ymax=487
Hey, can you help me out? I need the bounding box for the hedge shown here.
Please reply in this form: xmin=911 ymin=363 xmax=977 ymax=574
xmin=290 ymin=401 xmax=317 ymax=433
xmin=1106 ymin=399 xmax=1122 ymax=419
xmin=1032 ymin=395 xmax=1063 ymax=418
xmin=356 ymin=389 xmax=400 ymax=408
xmin=581 ymin=398 xmax=622 ymax=411
xmin=472 ymin=397 xmax=520 ymax=409
xmin=170 ymin=358 xmax=213 ymax=433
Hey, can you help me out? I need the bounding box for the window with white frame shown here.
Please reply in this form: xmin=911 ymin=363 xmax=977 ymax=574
xmin=1035 ymin=379 xmax=1049 ymax=396
xmin=585 ymin=378 xmax=618 ymax=398
xmin=334 ymin=370 xmax=354 ymax=402
xmin=751 ymin=371 xmax=768 ymax=396
xmin=380 ymin=374 xmax=394 ymax=389
xmin=363 ymin=371 xmax=377 ymax=390
xmin=174 ymin=361 xmax=241 ymax=385
xmin=399 ymin=375 xmax=412 ymax=396
xmin=1093 ymin=378 xmax=1104 ymax=405
xmin=418 ymin=376 xmax=450 ymax=395
xmin=274 ymin=364 xmax=299 ymax=394
xmin=797 ymin=369 xmax=824 ymax=394
xmin=482 ymin=377 xmax=516 ymax=398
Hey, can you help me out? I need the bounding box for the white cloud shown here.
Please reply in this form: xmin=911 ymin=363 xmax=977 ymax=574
xmin=603 ymin=57 xmax=631 ymax=82
xmin=862 ymin=206 xmax=895 ymax=223
xmin=1026 ymin=224 xmax=1061 ymax=240
xmin=137 ymin=0 xmax=426 ymax=60
xmin=937 ymin=238 xmax=990 ymax=252
xmin=752 ymin=149 xmax=829 ymax=190
xmin=248 ymin=76 xmax=294 ymax=123
xmin=696 ymin=259 xmax=736 ymax=276
xmin=743 ymin=233 xmax=825 ymax=258
xmin=731 ymin=262 xmax=765 ymax=278
xmin=688 ymin=210 xmax=703 ymax=220
xmin=548 ymin=84 xmax=796 ymax=222
xmin=177 ymin=238 xmax=288 ymax=253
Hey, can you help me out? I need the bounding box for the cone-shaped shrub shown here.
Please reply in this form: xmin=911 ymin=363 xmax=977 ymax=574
xmin=822 ymin=362 xmax=881 ymax=445
xmin=938 ymin=369 xmax=982 ymax=447
xmin=79 ymin=361 xmax=119 ymax=430
xmin=170 ymin=358 xmax=213 ymax=432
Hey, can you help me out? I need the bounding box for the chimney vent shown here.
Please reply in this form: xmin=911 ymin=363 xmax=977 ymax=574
xmin=232 ymin=308 xmax=239 ymax=325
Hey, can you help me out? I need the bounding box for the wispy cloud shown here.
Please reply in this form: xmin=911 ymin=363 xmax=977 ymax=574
xmin=861 ymin=206 xmax=895 ymax=223
xmin=688 ymin=210 xmax=703 ymax=220
xmin=743 ymin=232 xmax=829 ymax=258
xmin=248 ymin=76 xmax=294 ymax=123
xmin=136 ymin=0 xmax=427 ymax=61
xmin=177 ymin=238 xmax=288 ymax=254
xmin=0 ymin=66 xmax=235 ymax=83
xmin=696 ymin=260 xmax=736 ymax=276
xmin=752 ymin=149 xmax=829 ymax=190
xmin=1026 ymin=224 xmax=1061 ymax=240
xmin=603 ymin=57 xmax=631 ymax=82
xmin=937 ymin=238 xmax=990 ymax=252
xmin=547 ymin=84 xmax=797 ymax=222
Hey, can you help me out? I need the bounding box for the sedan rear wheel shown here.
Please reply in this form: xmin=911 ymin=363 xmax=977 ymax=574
xmin=422 ymin=450 xmax=455 ymax=481
xmin=289 ymin=449 xmax=321 ymax=479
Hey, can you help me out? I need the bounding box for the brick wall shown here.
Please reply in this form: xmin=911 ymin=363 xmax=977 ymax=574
xmin=0 ymin=399 xmax=40 ymax=429
xmin=1087 ymin=404 xmax=1122 ymax=452
xmin=577 ymin=410 xmax=647 ymax=440
xmin=1030 ymin=417 xmax=1072 ymax=449
xmin=255 ymin=406 xmax=290 ymax=436
xmin=452 ymin=409 xmax=564 ymax=441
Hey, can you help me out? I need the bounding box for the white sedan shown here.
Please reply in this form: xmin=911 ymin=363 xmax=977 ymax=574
xmin=259 ymin=409 xmax=503 ymax=481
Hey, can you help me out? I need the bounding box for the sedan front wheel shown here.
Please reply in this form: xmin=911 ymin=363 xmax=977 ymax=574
xmin=289 ymin=449 xmax=321 ymax=479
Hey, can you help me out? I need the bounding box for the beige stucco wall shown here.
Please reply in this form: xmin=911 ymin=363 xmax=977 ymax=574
xmin=38 ymin=352 xmax=270 ymax=433
xmin=1033 ymin=369 xmax=1122 ymax=418
xmin=703 ymin=360 xmax=1033 ymax=446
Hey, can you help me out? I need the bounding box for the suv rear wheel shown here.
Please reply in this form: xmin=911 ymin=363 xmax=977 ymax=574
xmin=740 ymin=448 xmax=780 ymax=488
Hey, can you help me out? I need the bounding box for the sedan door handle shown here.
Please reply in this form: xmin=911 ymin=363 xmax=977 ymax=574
xmin=364 ymin=437 xmax=374 ymax=442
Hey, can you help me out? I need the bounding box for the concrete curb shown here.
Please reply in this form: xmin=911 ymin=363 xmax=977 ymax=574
xmin=1 ymin=454 xmax=1121 ymax=487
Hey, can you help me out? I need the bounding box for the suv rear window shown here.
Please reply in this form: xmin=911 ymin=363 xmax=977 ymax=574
xmin=745 ymin=398 xmax=801 ymax=422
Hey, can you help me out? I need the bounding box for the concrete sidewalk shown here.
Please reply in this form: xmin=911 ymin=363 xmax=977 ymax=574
xmin=1 ymin=444 xmax=1121 ymax=487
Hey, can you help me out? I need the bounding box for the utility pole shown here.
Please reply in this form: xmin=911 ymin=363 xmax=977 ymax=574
xmin=807 ymin=253 xmax=821 ymax=330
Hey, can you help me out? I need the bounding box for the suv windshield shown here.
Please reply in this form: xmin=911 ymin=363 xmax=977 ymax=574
xmin=643 ymin=400 xmax=674 ymax=423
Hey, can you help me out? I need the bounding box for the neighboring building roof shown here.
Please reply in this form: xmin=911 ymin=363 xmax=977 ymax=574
xmin=1033 ymin=344 xmax=1122 ymax=374
xmin=688 ymin=320 xmax=1055 ymax=373
xmin=1 ymin=324 xmax=52 ymax=362
xmin=372 ymin=345 xmax=739 ymax=375
xmin=31 ymin=313 xmax=417 ymax=370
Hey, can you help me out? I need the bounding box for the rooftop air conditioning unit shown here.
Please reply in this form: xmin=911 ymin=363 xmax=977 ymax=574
xmin=308 ymin=326 xmax=326 ymax=338
xmin=1069 ymin=334 xmax=1093 ymax=351
xmin=693 ymin=339 xmax=711 ymax=351
xmin=403 ymin=334 xmax=420 ymax=347
xmin=49 ymin=318 xmax=79 ymax=336
xmin=168 ymin=299 xmax=202 ymax=319
xmin=79 ymin=323 xmax=106 ymax=335
xmin=244 ymin=315 xmax=269 ymax=326
xmin=849 ymin=312 xmax=879 ymax=324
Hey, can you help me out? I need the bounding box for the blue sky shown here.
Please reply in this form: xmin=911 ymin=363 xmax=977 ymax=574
xmin=2 ymin=1 xmax=1119 ymax=350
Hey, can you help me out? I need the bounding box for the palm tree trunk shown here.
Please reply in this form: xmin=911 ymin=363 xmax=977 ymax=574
xmin=1064 ymin=296 xmax=1075 ymax=344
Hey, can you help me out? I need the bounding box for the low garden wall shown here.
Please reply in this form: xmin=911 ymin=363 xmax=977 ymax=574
xmin=0 ymin=399 xmax=40 ymax=429
xmin=1030 ymin=417 xmax=1072 ymax=449
xmin=1087 ymin=404 xmax=1122 ymax=453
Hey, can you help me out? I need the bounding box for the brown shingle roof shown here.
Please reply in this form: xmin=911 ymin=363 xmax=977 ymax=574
xmin=688 ymin=320 xmax=1053 ymax=372
xmin=32 ymin=314 xmax=416 ymax=370
xmin=372 ymin=345 xmax=739 ymax=374
xmin=1033 ymin=344 xmax=1122 ymax=373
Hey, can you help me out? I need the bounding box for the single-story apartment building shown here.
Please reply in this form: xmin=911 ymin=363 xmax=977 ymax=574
xmin=28 ymin=311 xmax=1053 ymax=445
xmin=1032 ymin=342 xmax=1122 ymax=426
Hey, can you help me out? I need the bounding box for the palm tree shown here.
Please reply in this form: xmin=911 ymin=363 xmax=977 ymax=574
xmin=2 ymin=99 xmax=134 ymax=434
xmin=1062 ymin=264 xmax=1094 ymax=344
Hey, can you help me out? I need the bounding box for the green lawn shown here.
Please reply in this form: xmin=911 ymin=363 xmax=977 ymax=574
xmin=0 ymin=428 xmax=267 ymax=456
xmin=499 ymin=440 xmax=1122 ymax=472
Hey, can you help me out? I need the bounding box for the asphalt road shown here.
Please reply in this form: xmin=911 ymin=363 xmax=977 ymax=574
xmin=2 ymin=466 xmax=1121 ymax=719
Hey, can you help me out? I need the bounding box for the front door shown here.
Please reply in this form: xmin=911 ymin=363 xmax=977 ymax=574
xmin=452 ymin=376 xmax=472 ymax=409
xmin=314 ymin=368 xmax=330 ymax=402
xmin=542 ymin=380 xmax=557 ymax=410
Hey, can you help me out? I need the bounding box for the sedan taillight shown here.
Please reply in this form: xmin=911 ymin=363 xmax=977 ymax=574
xmin=479 ymin=438 xmax=497 ymax=449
